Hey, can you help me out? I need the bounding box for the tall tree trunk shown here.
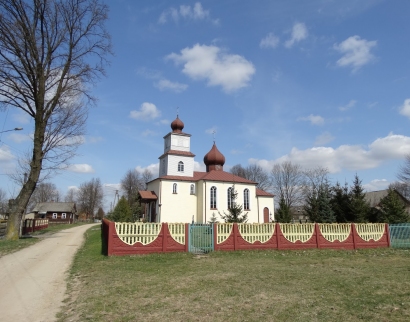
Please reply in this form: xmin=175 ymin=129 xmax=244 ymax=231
xmin=6 ymin=118 xmax=46 ymax=240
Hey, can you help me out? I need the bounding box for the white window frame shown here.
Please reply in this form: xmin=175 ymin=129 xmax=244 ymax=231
xmin=227 ymin=187 xmax=233 ymax=209
xmin=244 ymin=189 xmax=250 ymax=210
xmin=190 ymin=184 xmax=195 ymax=195
xmin=52 ymin=213 xmax=57 ymax=219
xmin=210 ymin=186 xmax=217 ymax=209
xmin=173 ymin=183 xmax=177 ymax=194
xmin=62 ymin=213 xmax=67 ymax=219
xmin=178 ymin=161 xmax=184 ymax=172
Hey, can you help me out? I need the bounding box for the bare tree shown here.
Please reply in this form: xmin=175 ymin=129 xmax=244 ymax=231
xmin=0 ymin=188 xmax=7 ymax=216
xmin=270 ymin=161 xmax=305 ymax=208
xmin=389 ymin=181 xmax=410 ymax=200
xmin=76 ymin=178 xmax=104 ymax=220
xmin=120 ymin=169 xmax=143 ymax=205
xmin=302 ymin=166 xmax=330 ymax=199
xmin=230 ymin=164 xmax=270 ymax=191
xmin=27 ymin=182 xmax=60 ymax=211
xmin=230 ymin=164 xmax=247 ymax=179
xmin=64 ymin=188 xmax=77 ymax=203
xmin=398 ymin=154 xmax=410 ymax=182
xmin=1 ymin=0 xmax=112 ymax=239
xmin=141 ymin=169 xmax=153 ymax=190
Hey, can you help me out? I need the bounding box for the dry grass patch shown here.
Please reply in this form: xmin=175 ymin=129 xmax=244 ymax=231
xmin=58 ymin=227 xmax=410 ymax=322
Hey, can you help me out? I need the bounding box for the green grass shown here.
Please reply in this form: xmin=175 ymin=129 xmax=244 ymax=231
xmin=0 ymin=222 xmax=89 ymax=257
xmin=58 ymin=227 xmax=410 ymax=322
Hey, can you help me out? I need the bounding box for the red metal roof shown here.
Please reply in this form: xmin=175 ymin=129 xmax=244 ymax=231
xmin=138 ymin=190 xmax=158 ymax=200
xmin=256 ymin=189 xmax=275 ymax=197
xmin=158 ymin=170 xmax=256 ymax=184
xmin=158 ymin=150 xmax=196 ymax=158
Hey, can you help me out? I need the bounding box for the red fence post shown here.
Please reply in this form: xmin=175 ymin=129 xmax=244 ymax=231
xmin=185 ymin=223 xmax=189 ymax=253
xmin=107 ymin=220 xmax=115 ymax=256
xmin=276 ymin=223 xmax=281 ymax=250
xmin=351 ymin=223 xmax=357 ymax=250
xmin=162 ymin=223 xmax=168 ymax=252
xmin=315 ymin=223 xmax=321 ymax=249
xmin=385 ymin=223 xmax=391 ymax=248
xmin=233 ymin=223 xmax=238 ymax=251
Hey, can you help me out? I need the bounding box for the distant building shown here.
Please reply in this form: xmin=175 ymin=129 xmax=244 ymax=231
xmin=139 ymin=115 xmax=275 ymax=223
xmin=32 ymin=202 xmax=77 ymax=224
xmin=365 ymin=189 xmax=410 ymax=214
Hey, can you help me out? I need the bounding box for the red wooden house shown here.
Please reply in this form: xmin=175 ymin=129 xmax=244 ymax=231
xmin=33 ymin=202 xmax=77 ymax=224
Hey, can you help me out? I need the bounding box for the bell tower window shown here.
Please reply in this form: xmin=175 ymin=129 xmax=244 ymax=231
xmin=178 ymin=161 xmax=184 ymax=172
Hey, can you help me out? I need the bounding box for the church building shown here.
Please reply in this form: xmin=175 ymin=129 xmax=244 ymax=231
xmin=139 ymin=115 xmax=274 ymax=223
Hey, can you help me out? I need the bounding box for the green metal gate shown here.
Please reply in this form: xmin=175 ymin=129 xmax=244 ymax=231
xmin=188 ymin=224 xmax=214 ymax=254
xmin=389 ymin=223 xmax=410 ymax=248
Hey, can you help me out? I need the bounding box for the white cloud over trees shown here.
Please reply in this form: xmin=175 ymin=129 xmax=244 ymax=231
xmin=250 ymin=133 xmax=410 ymax=174
xmin=67 ymin=164 xmax=95 ymax=173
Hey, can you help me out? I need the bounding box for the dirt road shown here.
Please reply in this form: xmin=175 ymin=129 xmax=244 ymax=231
xmin=0 ymin=224 xmax=98 ymax=322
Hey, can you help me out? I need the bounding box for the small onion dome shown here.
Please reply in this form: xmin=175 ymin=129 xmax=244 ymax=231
xmin=204 ymin=143 xmax=225 ymax=172
xmin=171 ymin=115 xmax=184 ymax=133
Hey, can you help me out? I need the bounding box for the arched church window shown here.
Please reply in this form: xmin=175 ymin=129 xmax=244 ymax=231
xmin=227 ymin=187 xmax=233 ymax=209
xmin=210 ymin=186 xmax=217 ymax=209
xmin=178 ymin=161 xmax=184 ymax=172
xmin=190 ymin=184 xmax=195 ymax=195
xmin=244 ymin=189 xmax=250 ymax=210
xmin=173 ymin=183 xmax=177 ymax=194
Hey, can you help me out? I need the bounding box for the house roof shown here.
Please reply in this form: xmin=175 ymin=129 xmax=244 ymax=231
xmin=138 ymin=190 xmax=158 ymax=200
xmin=365 ymin=189 xmax=410 ymax=207
xmin=32 ymin=202 xmax=76 ymax=213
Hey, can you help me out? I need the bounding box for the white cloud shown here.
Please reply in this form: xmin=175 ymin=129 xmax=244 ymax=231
xmin=86 ymin=136 xmax=103 ymax=144
xmin=363 ymin=179 xmax=390 ymax=192
xmin=0 ymin=145 xmax=14 ymax=162
xmin=8 ymin=132 xmax=30 ymax=143
xmin=298 ymin=114 xmax=324 ymax=125
xmin=260 ymin=33 xmax=280 ymax=49
xmin=130 ymin=102 xmax=161 ymax=121
xmin=154 ymin=79 xmax=188 ymax=93
xmin=136 ymin=163 xmax=160 ymax=178
xmin=399 ymin=99 xmax=410 ymax=119
xmin=285 ymin=22 xmax=308 ymax=48
xmin=12 ymin=112 xmax=30 ymax=124
xmin=315 ymin=132 xmax=335 ymax=146
xmin=334 ymin=35 xmax=377 ymax=71
xmin=167 ymin=44 xmax=255 ymax=92
xmin=159 ymin=2 xmax=214 ymax=24
xmin=67 ymin=164 xmax=95 ymax=173
xmin=339 ymin=99 xmax=357 ymax=111
xmin=250 ymin=133 xmax=410 ymax=174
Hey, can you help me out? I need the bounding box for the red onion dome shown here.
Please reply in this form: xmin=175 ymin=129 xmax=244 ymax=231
xmin=171 ymin=116 xmax=184 ymax=133
xmin=204 ymin=143 xmax=225 ymax=171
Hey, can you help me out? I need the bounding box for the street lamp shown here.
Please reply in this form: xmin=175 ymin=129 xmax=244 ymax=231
xmin=0 ymin=127 xmax=23 ymax=134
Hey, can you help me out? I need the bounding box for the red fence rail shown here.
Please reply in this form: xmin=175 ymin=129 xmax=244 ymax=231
xmin=102 ymin=219 xmax=390 ymax=256
xmin=22 ymin=219 xmax=49 ymax=235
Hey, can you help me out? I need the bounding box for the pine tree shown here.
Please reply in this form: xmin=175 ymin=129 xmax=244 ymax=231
xmin=318 ymin=183 xmax=335 ymax=223
xmin=275 ymin=196 xmax=292 ymax=222
xmin=108 ymin=196 xmax=133 ymax=222
xmin=377 ymin=189 xmax=409 ymax=223
xmin=304 ymin=190 xmax=320 ymax=222
xmin=219 ymin=186 xmax=248 ymax=223
xmin=349 ymin=174 xmax=370 ymax=222
xmin=331 ymin=182 xmax=351 ymax=222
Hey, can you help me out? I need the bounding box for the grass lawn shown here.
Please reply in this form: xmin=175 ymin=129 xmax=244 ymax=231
xmin=0 ymin=222 xmax=89 ymax=257
xmin=58 ymin=226 xmax=410 ymax=322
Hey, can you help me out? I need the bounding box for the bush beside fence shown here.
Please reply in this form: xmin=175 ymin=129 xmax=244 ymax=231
xmin=102 ymin=219 xmax=393 ymax=256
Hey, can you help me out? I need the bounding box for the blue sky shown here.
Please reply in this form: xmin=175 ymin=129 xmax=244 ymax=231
xmin=1 ymin=0 xmax=410 ymax=210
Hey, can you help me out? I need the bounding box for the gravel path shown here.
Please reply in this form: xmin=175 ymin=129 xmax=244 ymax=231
xmin=0 ymin=224 xmax=98 ymax=322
